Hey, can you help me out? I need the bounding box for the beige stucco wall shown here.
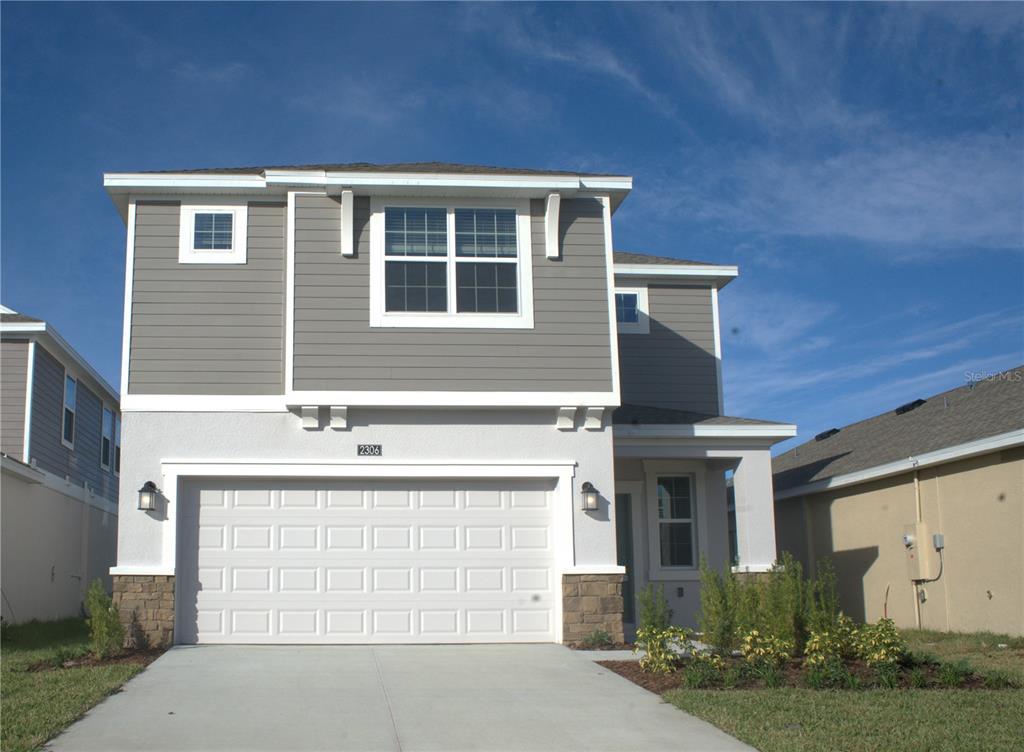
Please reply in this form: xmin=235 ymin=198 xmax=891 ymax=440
xmin=1 ymin=469 xmax=117 ymax=623
xmin=775 ymin=447 xmax=1023 ymax=635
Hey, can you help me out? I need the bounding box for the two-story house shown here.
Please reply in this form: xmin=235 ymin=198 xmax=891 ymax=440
xmin=103 ymin=163 xmax=794 ymax=647
xmin=1 ymin=307 xmax=120 ymax=623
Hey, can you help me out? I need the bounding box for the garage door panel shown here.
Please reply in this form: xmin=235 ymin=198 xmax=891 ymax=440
xmin=179 ymin=478 xmax=557 ymax=644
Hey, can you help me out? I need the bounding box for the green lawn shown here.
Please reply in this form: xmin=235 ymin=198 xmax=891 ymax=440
xmin=1 ymin=619 xmax=144 ymax=752
xmin=665 ymin=629 xmax=1024 ymax=752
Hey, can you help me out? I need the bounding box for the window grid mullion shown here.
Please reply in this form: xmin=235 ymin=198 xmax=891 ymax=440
xmin=446 ymin=208 xmax=457 ymax=315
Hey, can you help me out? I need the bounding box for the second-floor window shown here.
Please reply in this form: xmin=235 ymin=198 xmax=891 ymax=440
xmin=101 ymin=407 xmax=114 ymax=470
xmin=370 ymin=199 xmax=534 ymax=329
xmin=614 ymin=287 xmax=650 ymax=334
xmin=178 ymin=202 xmax=248 ymax=264
xmin=62 ymin=375 xmax=76 ymax=448
xmin=114 ymin=415 xmax=121 ymax=475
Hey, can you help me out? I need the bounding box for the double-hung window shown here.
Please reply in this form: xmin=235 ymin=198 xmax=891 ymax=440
xmin=614 ymin=287 xmax=650 ymax=334
xmin=371 ymin=199 xmax=534 ymax=328
xmin=178 ymin=201 xmax=248 ymax=264
xmin=114 ymin=415 xmax=121 ymax=475
xmin=62 ymin=375 xmax=76 ymax=449
xmin=656 ymin=475 xmax=697 ymax=568
xmin=100 ymin=407 xmax=114 ymax=470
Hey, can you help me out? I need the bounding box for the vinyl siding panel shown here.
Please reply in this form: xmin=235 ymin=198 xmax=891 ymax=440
xmin=29 ymin=345 xmax=118 ymax=502
xmin=618 ymin=285 xmax=720 ymax=414
xmin=1 ymin=340 xmax=28 ymax=459
xmin=292 ymin=196 xmax=613 ymax=392
xmin=128 ymin=201 xmax=286 ymax=395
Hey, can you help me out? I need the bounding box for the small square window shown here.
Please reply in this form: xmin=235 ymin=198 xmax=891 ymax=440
xmin=178 ymin=203 xmax=247 ymax=264
xmin=193 ymin=213 xmax=233 ymax=250
xmin=615 ymin=287 xmax=649 ymax=334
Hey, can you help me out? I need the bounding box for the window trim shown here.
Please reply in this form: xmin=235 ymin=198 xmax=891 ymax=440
xmin=61 ymin=372 xmax=76 ymax=450
xmin=368 ymin=197 xmax=535 ymax=329
xmin=100 ymin=405 xmax=114 ymax=471
xmin=645 ymin=461 xmax=706 ymax=579
xmin=614 ymin=286 xmax=650 ymax=334
xmin=178 ymin=200 xmax=248 ymax=264
xmin=113 ymin=413 xmax=121 ymax=476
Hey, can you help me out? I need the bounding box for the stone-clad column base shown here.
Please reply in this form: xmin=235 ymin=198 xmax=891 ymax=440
xmin=112 ymin=575 xmax=175 ymax=648
xmin=562 ymin=573 xmax=625 ymax=644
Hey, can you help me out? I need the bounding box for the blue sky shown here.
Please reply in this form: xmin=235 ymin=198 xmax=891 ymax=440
xmin=2 ymin=2 xmax=1022 ymax=451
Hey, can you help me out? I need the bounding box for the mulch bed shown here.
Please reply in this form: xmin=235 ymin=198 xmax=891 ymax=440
xmin=599 ymin=657 xmax=994 ymax=692
xmin=569 ymin=642 xmax=634 ymax=651
xmin=27 ymin=648 xmax=166 ymax=673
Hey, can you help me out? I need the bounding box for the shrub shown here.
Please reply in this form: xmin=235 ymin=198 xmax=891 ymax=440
xmin=874 ymin=663 xmax=900 ymax=689
xmin=855 ymin=618 xmax=906 ymax=667
xmin=981 ymin=670 xmax=1018 ymax=689
xmin=722 ymin=664 xmax=745 ymax=689
xmin=84 ymin=579 xmax=124 ymax=659
xmin=636 ymin=583 xmax=672 ymax=632
xmin=740 ymin=629 xmax=793 ymax=669
xmin=580 ymin=628 xmax=614 ymax=649
xmin=908 ymin=666 xmax=928 ymax=688
xmin=758 ymin=553 xmax=808 ymax=654
xmin=698 ymin=557 xmax=741 ymax=654
xmin=684 ymin=651 xmax=724 ymax=688
xmin=804 ymin=613 xmax=858 ymax=667
xmin=51 ymin=644 xmax=90 ymax=668
xmin=806 ymin=558 xmax=841 ymax=634
xmin=634 ymin=625 xmax=690 ymax=675
xmin=937 ymin=659 xmax=973 ymax=688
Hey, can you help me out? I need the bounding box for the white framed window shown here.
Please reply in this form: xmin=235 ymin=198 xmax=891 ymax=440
xmin=62 ymin=374 xmax=76 ymax=449
xmin=614 ymin=286 xmax=650 ymax=334
xmin=644 ymin=461 xmax=706 ymax=579
xmin=114 ymin=414 xmax=121 ymax=475
xmin=178 ymin=201 xmax=248 ymax=264
xmin=368 ymin=197 xmax=534 ymax=329
xmin=100 ymin=406 xmax=114 ymax=470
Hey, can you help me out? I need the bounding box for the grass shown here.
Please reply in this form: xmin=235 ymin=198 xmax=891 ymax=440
xmin=666 ymin=688 xmax=1024 ymax=752
xmin=903 ymin=629 xmax=1024 ymax=682
xmin=663 ymin=628 xmax=1024 ymax=752
xmin=1 ymin=619 xmax=144 ymax=752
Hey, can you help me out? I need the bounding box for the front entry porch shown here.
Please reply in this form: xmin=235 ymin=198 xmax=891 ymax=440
xmin=612 ymin=406 xmax=796 ymax=633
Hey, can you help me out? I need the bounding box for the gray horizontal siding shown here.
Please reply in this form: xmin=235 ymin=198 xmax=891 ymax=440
xmin=29 ymin=345 xmax=118 ymax=502
xmin=618 ymin=285 xmax=721 ymax=414
xmin=128 ymin=201 xmax=286 ymax=395
xmin=292 ymin=196 xmax=613 ymax=392
xmin=1 ymin=339 xmax=28 ymax=459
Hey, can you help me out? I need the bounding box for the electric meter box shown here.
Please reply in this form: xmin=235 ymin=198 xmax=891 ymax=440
xmin=903 ymin=522 xmax=938 ymax=580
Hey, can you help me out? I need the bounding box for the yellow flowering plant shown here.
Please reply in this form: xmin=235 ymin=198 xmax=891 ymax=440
xmin=740 ymin=629 xmax=794 ymax=668
xmin=855 ymin=618 xmax=906 ymax=667
xmin=804 ymin=613 xmax=858 ymax=667
xmin=634 ymin=625 xmax=691 ymax=675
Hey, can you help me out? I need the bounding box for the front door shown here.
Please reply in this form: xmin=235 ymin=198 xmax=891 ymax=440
xmin=615 ymin=484 xmax=640 ymax=625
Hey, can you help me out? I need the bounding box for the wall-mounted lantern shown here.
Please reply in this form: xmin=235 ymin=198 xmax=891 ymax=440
xmin=138 ymin=481 xmax=159 ymax=511
xmin=581 ymin=482 xmax=600 ymax=511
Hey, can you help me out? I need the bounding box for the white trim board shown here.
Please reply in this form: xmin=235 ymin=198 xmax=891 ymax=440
xmin=614 ymin=423 xmax=797 ymax=440
xmin=22 ymin=340 xmax=35 ymax=461
xmin=0 ymin=456 xmax=119 ymax=516
xmin=613 ymin=264 xmax=738 ymax=287
xmin=774 ymin=429 xmax=1024 ymax=501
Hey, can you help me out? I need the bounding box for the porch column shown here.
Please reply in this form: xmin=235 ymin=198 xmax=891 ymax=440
xmin=732 ymin=450 xmax=778 ymax=572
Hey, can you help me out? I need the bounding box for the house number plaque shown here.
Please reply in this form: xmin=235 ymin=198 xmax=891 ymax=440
xmin=357 ymin=444 xmax=383 ymax=456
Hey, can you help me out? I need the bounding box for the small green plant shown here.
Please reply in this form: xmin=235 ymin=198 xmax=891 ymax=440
xmin=634 ymin=625 xmax=690 ymax=675
xmin=874 ymin=663 xmax=900 ymax=689
xmin=855 ymin=618 xmax=906 ymax=667
xmin=636 ymin=583 xmax=672 ymax=632
xmin=981 ymin=670 xmax=1017 ymax=689
xmin=805 ymin=613 xmax=858 ymax=667
xmin=758 ymin=553 xmax=808 ymax=654
xmin=84 ymin=579 xmax=125 ymax=659
xmin=805 ymin=656 xmax=854 ymax=690
xmin=580 ymin=628 xmax=614 ymax=649
xmin=908 ymin=666 xmax=928 ymax=688
xmin=51 ymin=644 xmax=90 ymax=667
xmin=806 ymin=558 xmax=841 ymax=634
xmin=722 ymin=664 xmax=745 ymax=689
xmin=685 ymin=651 xmax=724 ymax=688
xmin=937 ymin=659 xmax=973 ymax=688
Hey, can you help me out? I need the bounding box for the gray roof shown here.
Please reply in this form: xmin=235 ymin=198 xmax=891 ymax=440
xmin=613 ymin=251 xmax=719 ymax=266
xmin=141 ymin=162 xmax=625 ymax=178
xmin=0 ymin=312 xmax=42 ymax=324
xmin=613 ymin=403 xmax=787 ymax=427
xmin=773 ymin=366 xmax=1024 ymax=491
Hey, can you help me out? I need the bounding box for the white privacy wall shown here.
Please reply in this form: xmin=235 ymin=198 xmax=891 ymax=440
xmin=116 ymin=409 xmax=617 ymax=571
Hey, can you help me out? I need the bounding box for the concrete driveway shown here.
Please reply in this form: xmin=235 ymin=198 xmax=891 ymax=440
xmin=46 ymin=645 xmax=752 ymax=752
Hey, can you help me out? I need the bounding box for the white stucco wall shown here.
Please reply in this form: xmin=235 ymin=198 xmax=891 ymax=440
xmin=1 ymin=469 xmax=117 ymax=623
xmin=116 ymin=409 xmax=618 ymax=572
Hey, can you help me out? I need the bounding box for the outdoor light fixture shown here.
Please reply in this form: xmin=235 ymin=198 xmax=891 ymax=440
xmin=581 ymin=482 xmax=600 ymax=511
xmin=138 ymin=481 xmax=159 ymax=511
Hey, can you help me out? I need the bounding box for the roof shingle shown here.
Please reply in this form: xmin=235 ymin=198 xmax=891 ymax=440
xmin=773 ymin=366 xmax=1024 ymax=491
xmin=613 ymin=251 xmax=720 ymax=266
xmin=613 ymin=403 xmax=787 ymax=427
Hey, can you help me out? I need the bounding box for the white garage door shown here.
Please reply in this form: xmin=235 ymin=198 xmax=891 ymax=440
xmin=176 ymin=479 xmax=558 ymax=644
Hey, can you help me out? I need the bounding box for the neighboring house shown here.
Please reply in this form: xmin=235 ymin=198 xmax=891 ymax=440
xmin=773 ymin=367 xmax=1023 ymax=636
xmin=0 ymin=307 xmax=120 ymax=624
xmin=103 ymin=162 xmax=795 ymax=647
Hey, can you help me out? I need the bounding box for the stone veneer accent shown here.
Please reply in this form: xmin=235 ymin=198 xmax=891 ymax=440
xmin=112 ymin=575 xmax=175 ymax=648
xmin=562 ymin=573 xmax=625 ymax=644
